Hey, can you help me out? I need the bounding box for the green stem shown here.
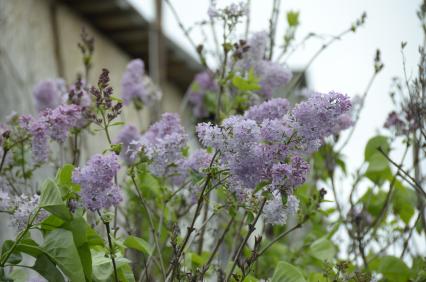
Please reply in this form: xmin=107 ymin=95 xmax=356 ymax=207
xmin=0 ymin=208 xmax=40 ymax=266
xmin=97 ymin=211 xmax=119 ymax=282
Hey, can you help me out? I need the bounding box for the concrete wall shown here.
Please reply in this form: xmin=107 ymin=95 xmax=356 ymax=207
xmin=0 ymin=0 xmax=185 ymax=246
xmin=0 ymin=0 xmax=185 ymax=151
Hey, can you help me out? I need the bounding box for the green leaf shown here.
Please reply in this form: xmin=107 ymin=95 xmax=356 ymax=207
xmin=271 ymin=261 xmax=306 ymax=282
xmin=373 ymin=256 xmax=410 ymax=282
xmin=92 ymin=250 xmax=131 ymax=281
xmin=117 ymin=263 xmax=136 ymax=282
xmin=232 ymin=68 xmax=261 ymax=91
xmin=124 ymin=236 xmax=153 ymax=256
xmin=1 ymin=240 xmax=22 ymax=264
xmin=393 ymin=183 xmax=416 ymax=224
xmin=308 ymin=273 xmax=327 ymax=282
xmin=364 ymin=135 xmax=389 ymax=162
xmin=39 ymin=179 xmax=72 ymax=221
xmin=32 ymin=254 xmax=65 ymax=282
xmin=308 ymin=237 xmax=336 ymax=261
xmin=365 ymin=153 xmax=388 ymax=173
xmin=287 ymin=11 xmax=300 ymax=27
xmin=41 ymin=229 xmax=86 ymax=282
xmin=56 ymin=164 xmax=80 ymax=192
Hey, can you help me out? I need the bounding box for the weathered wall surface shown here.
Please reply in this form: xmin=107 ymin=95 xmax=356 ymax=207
xmin=0 ymin=0 xmax=184 ymax=241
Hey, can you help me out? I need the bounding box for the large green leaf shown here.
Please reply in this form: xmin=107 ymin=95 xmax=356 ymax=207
xmin=373 ymin=256 xmax=410 ymax=282
xmin=56 ymin=163 xmax=80 ymax=193
xmin=41 ymin=229 xmax=85 ymax=282
xmin=92 ymin=250 xmax=132 ymax=281
xmin=39 ymin=179 xmax=72 ymax=221
xmin=392 ymin=182 xmax=416 ymax=224
xmin=32 ymin=254 xmax=65 ymax=282
xmin=308 ymin=237 xmax=336 ymax=261
xmin=1 ymin=240 xmax=22 ymax=264
xmin=123 ymin=236 xmax=153 ymax=256
xmin=271 ymin=261 xmax=306 ymax=282
xmin=364 ymin=135 xmax=390 ymax=161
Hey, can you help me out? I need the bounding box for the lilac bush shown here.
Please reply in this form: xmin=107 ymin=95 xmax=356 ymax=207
xmin=0 ymin=1 xmax=425 ymax=282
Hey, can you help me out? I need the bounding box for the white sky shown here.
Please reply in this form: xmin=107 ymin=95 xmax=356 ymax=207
xmin=130 ymin=0 xmax=422 ymax=169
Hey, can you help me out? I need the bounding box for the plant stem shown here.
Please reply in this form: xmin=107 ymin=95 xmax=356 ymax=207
xmin=130 ymin=175 xmax=167 ymax=280
xmin=0 ymin=208 xmax=40 ymax=266
xmin=201 ymin=217 xmax=234 ymax=275
xmin=0 ymin=148 xmax=8 ymax=173
xmin=97 ymin=210 xmax=119 ymax=282
xmin=226 ymin=198 xmax=267 ymax=282
xmin=257 ymin=222 xmax=303 ymax=257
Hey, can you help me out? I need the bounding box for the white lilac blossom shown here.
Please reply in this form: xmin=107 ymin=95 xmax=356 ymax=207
xmin=208 ymin=1 xmax=248 ymax=19
xmin=187 ymin=71 xmax=219 ymax=118
xmin=115 ymin=125 xmax=141 ymax=164
xmin=0 ymin=190 xmax=10 ymax=211
xmin=138 ymin=113 xmax=188 ymax=178
xmin=10 ymin=194 xmax=48 ymax=231
xmin=121 ymin=59 xmax=161 ymax=107
xmin=72 ymin=154 xmax=122 ymax=211
xmin=33 ymin=79 xmax=66 ymax=112
xmin=197 ymin=93 xmax=352 ymax=224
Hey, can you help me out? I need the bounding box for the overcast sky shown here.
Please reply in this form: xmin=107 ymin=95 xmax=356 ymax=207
xmin=130 ymin=0 xmax=422 ymax=169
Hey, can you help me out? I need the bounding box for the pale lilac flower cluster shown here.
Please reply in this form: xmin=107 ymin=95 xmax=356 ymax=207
xmin=187 ymin=71 xmax=219 ymax=118
xmin=263 ymin=193 xmax=299 ymax=225
xmin=197 ymin=93 xmax=352 ymax=224
xmin=10 ymin=194 xmax=48 ymax=231
xmin=72 ymin=153 xmax=122 ymax=211
xmin=20 ymin=104 xmax=82 ymax=162
xmin=208 ymin=1 xmax=248 ymax=19
xmin=121 ymin=59 xmax=161 ymax=107
xmin=292 ymin=91 xmax=352 ymax=151
xmin=32 ymin=79 xmax=66 ymax=112
xmin=115 ymin=125 xmax=141 ymax=164
xmin=138 ymin=113 xmax=188 ymax=178
xmin=237 ymin=31 xmax=292 ymax=98
xmin=0 ymin=189 xmax=10 ymax=211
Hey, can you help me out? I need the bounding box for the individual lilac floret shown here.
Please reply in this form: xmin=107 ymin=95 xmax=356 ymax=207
xmin=115 ymin=125 xmax=141 ymax=164
xmin=292 ymin=91 xmax=352 ymax=151
xmin=121 ymin=59 xmax=161 ymax=107
xmin=33 ymin=79 xmax=66 ymax=112
xmin=11 ymin=194 xmax=48 ymax=231
xmin=187 ymin=71 xmax=219 ymax=118
xmin=244 ymin=98 xmax=290 ymax=123
xmin=20 ymin=115 xmax=49 ymax=163
xmin=72 ymin=154 xmax=122 ymax=211
xmin=138 ymin=113 xmax=188 ymax=178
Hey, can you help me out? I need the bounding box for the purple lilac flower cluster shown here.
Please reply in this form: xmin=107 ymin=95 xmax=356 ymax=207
xmin=72 ymin=153 xmax=122 ymax=211
xmin=138 ymin=113 xmax=188 ymax=178
xmin=187 ymin=71 xmax=219 ymax=118
xmin=32 ymin=79 xmax=67 ymax=112
xmin=197 ymin=92 xmax=352 ymax=224
xmin=20 ymin=104 xmax=83 ymax=163
xmin=237 ymin=31 xmax=292 ymax=99
xmin=121 ymin=59 xmax=161 ymax=107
